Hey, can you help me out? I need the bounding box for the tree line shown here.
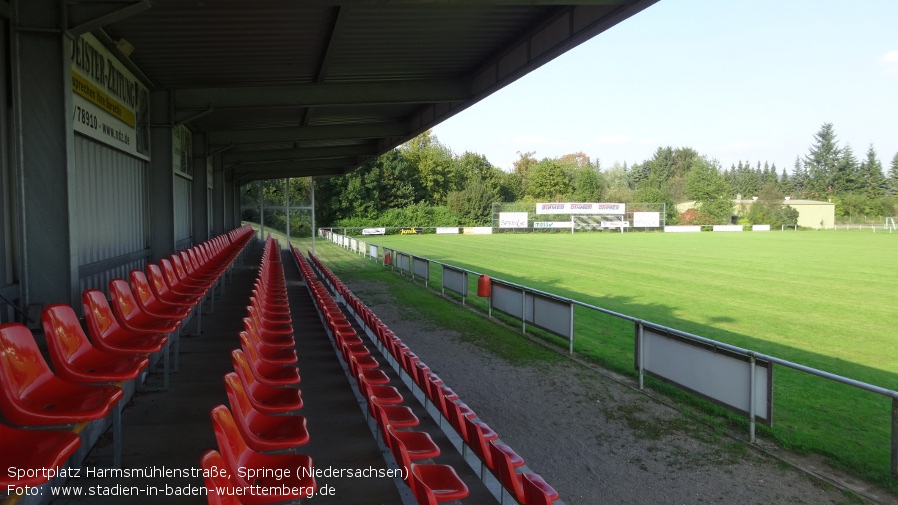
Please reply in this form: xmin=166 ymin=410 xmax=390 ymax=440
xmin=243 ymin=124 xmax=898 ymax=229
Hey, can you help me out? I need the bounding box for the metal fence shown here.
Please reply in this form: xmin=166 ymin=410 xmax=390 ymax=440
xmin=321 ymin=229 xmax=898 ymax=481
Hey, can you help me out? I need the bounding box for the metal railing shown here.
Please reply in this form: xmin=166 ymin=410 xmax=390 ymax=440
xmin=322 ymin=229 xmax=898 ymax=481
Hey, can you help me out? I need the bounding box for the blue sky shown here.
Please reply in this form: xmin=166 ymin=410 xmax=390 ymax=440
xmin=432 ymin=0 xmax=898 ymax=174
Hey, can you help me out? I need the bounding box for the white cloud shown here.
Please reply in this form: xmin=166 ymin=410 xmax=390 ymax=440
xmin=595 ymin=134 xmax=633 ymax=144
xmin=881 ymin=50 xmax=898 ymax=75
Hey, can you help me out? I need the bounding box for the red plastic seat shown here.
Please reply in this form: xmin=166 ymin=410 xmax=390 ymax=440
xmin=200 ymin=450 xmax=242 ymax=505
xmin=490 ymin=442 xmax=530 ymax=503
xmin=170 ymin=254 xmax=215 ymax=290
xmin=463 ymin=416 xmax=517 ymax=480
xmin=109 ymin=278 xmax=181 ymax=335
xmin=410 ymin=464 xmax=469 ymax=504
xmin=224 ymin=374 xmax=309 ymax=453
xmin=371 ymin=399 xmax=420 ymax=431
xmin=41 ymin=304 xmax=149 ymax=383
xmin=358 ymin=374 xmax=403 ymax=405
xmin=231 ymin=352 xmax=303 ymax=415
xmin=443 ymin=398 xmax=476 ymax=436
xmin=0 ymin=323 xmax=124 ymax=426
xmin=247 ymin=305 xmax=293 ymax=338
xmin=82 ymin=289 xmax=169 ymax=388
xmin=239 ymin=332 xmax=300 ymax=388
xmin=146 ymin=263 xmax=203 ymax=306
xmin=210 ymin=405 xmax=315 ymax=505
xmin=160 ymin=258 xmax=207 ymax=297
xmin=385 ymin=424 xmax=439 ymax=461
xmin=129 ymin=269 xmax=191 ymax=319
xmin=0 ymin=424 xmax=81 ymax=488
xmin=180 ymin=250 xmax=218 ymax=284
xmin=349 ymin=354 xmax=390 ymax=385
xmin=243 ymin=316 xmax=293 ymax=348
xmin=242 ymin=326 xmax=297 ymax=365
xmin=253 ymin=296 xmax=291 ymax=319
xmin=412 ymin=360 xmax=431 ymax=389
xmin=522 ymin=473 xmax=560 ymax=505
xmin=82 ymin=290 xmax=169 ymax=355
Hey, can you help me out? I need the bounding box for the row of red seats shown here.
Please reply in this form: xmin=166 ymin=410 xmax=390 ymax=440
xmin=303 ymin=250 xmax=560 ymax=505
xmin=201 ymin=237 xmax=316 ymax=505
xmin=0 ymin=226 xmax=254 ymax=497
xmin=292 ymin=246 xmax=469 ymax=505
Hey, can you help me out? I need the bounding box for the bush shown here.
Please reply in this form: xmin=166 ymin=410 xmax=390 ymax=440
xmin=677 ymin=209 xmax=715 ymax=226
xmin=334 ymin=202 xmax=461 ymax=229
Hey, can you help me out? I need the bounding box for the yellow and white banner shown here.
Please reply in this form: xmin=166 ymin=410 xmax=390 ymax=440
xmin=71 ymin=34 xmax=150 ymax=160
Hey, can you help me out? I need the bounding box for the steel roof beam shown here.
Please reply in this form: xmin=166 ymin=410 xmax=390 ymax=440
xmin=223 ymin=144 xmax=376 ymax=164
xmin=174 ymin=80 xmax=469 ymax=111
xmin=67 ymin=0 xmax=151 ymax=37
xmin=208 ymin=122 xmax=407 ymax=145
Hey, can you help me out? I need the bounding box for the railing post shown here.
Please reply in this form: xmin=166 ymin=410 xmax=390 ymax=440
xmin=749 ymin=354 xmax=757 ymax=443
xmin=892 ymin=397 xmax=898 ymax=479
xmin=569 ymin=302 xmax=574 ymax=355
xmin=637 ymin=321 xmax=645 ymax=390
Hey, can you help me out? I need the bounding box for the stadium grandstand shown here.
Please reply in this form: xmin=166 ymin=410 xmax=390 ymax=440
xmin=0 ymin=2 xmax=664 ymax=504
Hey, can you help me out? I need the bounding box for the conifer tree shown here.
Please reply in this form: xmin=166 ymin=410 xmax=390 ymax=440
xmin=803 ymin=123 xmax=841 ymax=196
xmin=857 ymin=144 xmax=886 ymax=199
xmin=889 ymin=152 xmax=898 ymax=195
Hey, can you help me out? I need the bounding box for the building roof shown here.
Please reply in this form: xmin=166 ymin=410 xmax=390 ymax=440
xmin=735 ymin=199 xmax=835 ymax=206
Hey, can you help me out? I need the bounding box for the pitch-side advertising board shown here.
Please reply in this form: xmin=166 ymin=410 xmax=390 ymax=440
xmin=535 ymin=203 xmax=625 ymax=215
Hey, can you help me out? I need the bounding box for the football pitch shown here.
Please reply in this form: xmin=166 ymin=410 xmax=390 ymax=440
xmin=334 ymin=229 xmax=898 ymax=485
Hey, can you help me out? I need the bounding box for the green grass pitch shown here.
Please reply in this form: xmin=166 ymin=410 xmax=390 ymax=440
xmin=336 ymin=229 xmax=898 ymax=486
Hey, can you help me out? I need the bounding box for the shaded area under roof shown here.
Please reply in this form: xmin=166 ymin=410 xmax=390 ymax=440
xmin=80 ymin=0 xmax=659 ymax=182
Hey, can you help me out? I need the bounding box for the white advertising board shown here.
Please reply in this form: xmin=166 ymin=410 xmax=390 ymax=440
xmin=713 ymin=225 xmax=743 ymax=232
xmin=664 ymin=226 xmax=701 ymax=233
xmin=633 ymin=212 xmax=661 ymax=228
xmin=436 ymin=227 xmax=460 ymax=234
xmin=536 ymin=202 xmax=625 ymax=215
xmin=602 ymin=221 xmax=630 ymax=228
xmin=498 ymin=212 xmax=528 ymax=228
xmin=533 ymin=221 xmax=573 ymax=229
xmin=637 ymin=326 xmax=772 ymax=423
xmin=752 ymin=225 xmax=771 ymax=232
xmin=71 ymin=34 xmax=150 ymax=160
xmin=362 ymin=227 xmax=386 ymax=235
xmin=463 ymin=227 xmax=493 ymax=235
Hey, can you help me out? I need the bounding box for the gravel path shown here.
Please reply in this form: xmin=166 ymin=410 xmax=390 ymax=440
xmin=346 ymin=279 xmax=881 ymax=505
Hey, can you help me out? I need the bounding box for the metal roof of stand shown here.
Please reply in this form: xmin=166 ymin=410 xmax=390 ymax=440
xmin=77 ymin=0 xmax=658 ymax=182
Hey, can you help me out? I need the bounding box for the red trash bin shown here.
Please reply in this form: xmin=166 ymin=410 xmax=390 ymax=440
xmin=477 ymin=275 xmax=491 ymax=297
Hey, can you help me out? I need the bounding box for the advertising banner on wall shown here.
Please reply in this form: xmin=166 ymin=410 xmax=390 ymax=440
xmin=498 ymin=212 xmax=528 ymax=228
xmin=535 ymin=203 xmax=625 ymax=215
xmin=362 ymin=228 xmax=386 ymax=235
xmin=71 ymin=34 xmax=150 ymax=160
xmin=633 ymin=212 xmax=660 ymax=228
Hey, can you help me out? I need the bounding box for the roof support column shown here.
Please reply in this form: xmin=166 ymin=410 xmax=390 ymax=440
xmin=148 ymin=89 xmax=175 ymax=261
xmin=210 ymin=156 xmax=224 ymax=237
xmin=191 ymin=131 xmax=209 ymax=243
xmin=11 ymin=0 xmax=78 ymax=308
